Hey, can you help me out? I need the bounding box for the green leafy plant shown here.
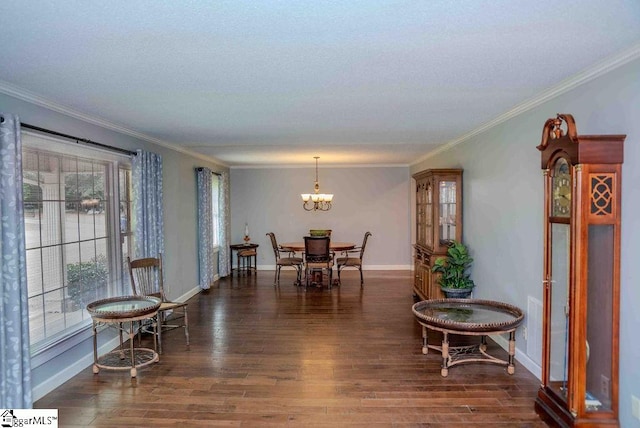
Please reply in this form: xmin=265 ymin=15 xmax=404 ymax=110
xmin=66 ymin=255 xmax=108 ymax=308
xmin=431 ymin=241 xmax=475 ymax=290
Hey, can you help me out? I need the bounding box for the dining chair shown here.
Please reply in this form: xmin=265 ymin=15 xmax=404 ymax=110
xmin=337 ymin=231 xmax=372 ymax=286
xmin=266 ymin=232 xmax=303 ymax=285
xmin=303 ymin=235 xmax=335 ymax=288
xmin=128 ymin=254 xmax=189 ymax=354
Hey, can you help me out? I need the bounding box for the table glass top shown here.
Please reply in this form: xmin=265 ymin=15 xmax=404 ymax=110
xmin=412 ymin=299 xmax=524 ymax=332
xmin=87 ymin=296 xmax=161 ymax=319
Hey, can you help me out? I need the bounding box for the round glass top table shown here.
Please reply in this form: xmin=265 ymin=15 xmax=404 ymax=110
xmin=87 ymin=295 xmax=161 ymax=377
xmin=412 ymin=299 xmax=524 ymax=377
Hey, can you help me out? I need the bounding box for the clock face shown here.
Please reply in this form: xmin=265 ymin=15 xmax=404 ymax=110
xmin=552 ymin=158 xmax=571 ymax=217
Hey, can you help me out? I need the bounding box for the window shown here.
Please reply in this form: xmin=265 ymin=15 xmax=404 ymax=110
xmin=22 ymin=132 xmax=131 ymax=354
xmin=211 ymin=173 xmax=220 ymax=248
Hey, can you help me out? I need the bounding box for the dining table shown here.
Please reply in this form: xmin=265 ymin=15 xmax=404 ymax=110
xmin=279 ymin=241 xmax=356 ymax=253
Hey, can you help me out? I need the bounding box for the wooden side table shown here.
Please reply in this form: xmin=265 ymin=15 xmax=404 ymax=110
xmin=229 ymin=243 xmax=259 ymax=275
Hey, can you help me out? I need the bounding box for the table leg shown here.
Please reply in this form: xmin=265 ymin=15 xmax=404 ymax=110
xmin=441 ymin=332 xmax=449 ymax=377
xmin=507 ymin=331 xmax=516 ymax=375
xmin=92 ymin=321 xmax=99 ymax=374
xmin=421 ymin=326 xmax=429 ymax=355
xmin=129 ymin=320 xmax=137 ymax=378
xmin=118 ymin=322 xmax=125 ymax=360
xmin=480 ymin=335 xmax=487 ymax=352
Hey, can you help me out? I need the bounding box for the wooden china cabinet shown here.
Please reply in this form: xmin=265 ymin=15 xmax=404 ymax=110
xmin=535 ymin=114 xmax=624 ymax=427
xmin=412 ymin=169 xmax=462 ymax=301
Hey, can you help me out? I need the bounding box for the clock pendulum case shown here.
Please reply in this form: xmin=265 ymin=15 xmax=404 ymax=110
xmin=534 ymin=114 xmax=625 ymax=427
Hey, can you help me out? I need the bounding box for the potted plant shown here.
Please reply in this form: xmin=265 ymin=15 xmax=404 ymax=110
xmin=431 ymin=241 xmax=475 ymax=298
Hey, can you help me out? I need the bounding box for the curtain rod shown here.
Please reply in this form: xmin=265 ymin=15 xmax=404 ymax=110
xmin=21 ymin=123 xmax=137 ymax=157
xmin=196 ymin=167 xmax=222 ymax=176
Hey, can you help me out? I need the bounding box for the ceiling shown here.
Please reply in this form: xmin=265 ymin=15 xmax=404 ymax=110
xmin=1 ymin=1 xmax=639 ymax=167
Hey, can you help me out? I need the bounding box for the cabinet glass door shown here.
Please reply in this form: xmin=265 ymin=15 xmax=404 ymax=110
xmin=425 ymin=181 xmax=433 ymax=250
xmin=585 ymin=224 xmax=614 ymax=412
xmin=549 ymin=222 xmax=570 ymax=403
xmin=439 ymin=180 xmax=456 ymax=245
xmin=416 ymin=183 xmax=425 ymax=246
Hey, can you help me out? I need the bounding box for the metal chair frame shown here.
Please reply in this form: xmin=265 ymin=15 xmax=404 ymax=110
xmin=266 ymin=232 xmax=303 ymax=285
xmin=303 ymin=236 xmax=335 ymax=288
xmin=337 ymin=231 xmax=372 ymax=286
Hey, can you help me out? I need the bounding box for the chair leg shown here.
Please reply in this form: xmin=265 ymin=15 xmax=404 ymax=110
xmin=157 ymin=311 xmax=164 ymax=354
xmin=183 ymin=307 xmax=190 ymax=347
xmin=359 ymin=267 xmax=364 ymax=286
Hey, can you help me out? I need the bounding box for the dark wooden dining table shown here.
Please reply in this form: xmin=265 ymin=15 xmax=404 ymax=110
xmin=279 ymin=241 xmax=356 ymax=252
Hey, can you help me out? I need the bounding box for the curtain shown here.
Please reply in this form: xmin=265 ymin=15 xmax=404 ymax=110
xmin=132 ymin=150 xmax=164 ymax=258
xmin=218 ymin=171 xmax=230 ymax=277
xmin=196 ymin=168 xmax=215 ymax=289
xmin=0 ymin=113 xmax=32 ymax=408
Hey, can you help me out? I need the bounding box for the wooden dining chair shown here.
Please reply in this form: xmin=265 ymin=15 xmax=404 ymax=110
xmin=303 ymin=236 xmax=335 ymax=288
xmin=128 ymin=254 xmax=189 ymax=354
xmin=337 ymin=231 xmax=372 ymax=286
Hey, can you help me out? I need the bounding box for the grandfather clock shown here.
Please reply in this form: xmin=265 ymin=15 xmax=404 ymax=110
xmin=535 ymin=114 xmax=624 ymax=427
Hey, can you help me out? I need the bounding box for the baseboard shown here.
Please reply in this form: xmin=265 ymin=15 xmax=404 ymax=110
xmin=32 ymin=283 xmax=204 ymax=402
xmin=32 ymin=335 xmax=121 ymax=401
xmin=257 ymin=264 xmax=412 ymax=271
xmin=492 ymin=334 xmax=541 ymax=380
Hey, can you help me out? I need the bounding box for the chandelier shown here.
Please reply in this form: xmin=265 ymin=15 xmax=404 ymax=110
xmin=301 ymin=156 xmax=333 ymax=211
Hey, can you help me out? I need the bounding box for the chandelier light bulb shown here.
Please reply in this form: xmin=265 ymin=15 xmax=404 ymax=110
xmin=301 ymin=156 xmax=333 ymax=211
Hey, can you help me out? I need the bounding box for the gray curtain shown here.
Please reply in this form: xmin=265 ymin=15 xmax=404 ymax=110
xmin=218 ymin=171 xmax=230 ymax=277
xmin=0 ymin=113 xmax=32 ymax=408
xmin=196 ymin=168 xmax=215 ymax=289
xmin=132 ymin=149 xmax=164 ymax=258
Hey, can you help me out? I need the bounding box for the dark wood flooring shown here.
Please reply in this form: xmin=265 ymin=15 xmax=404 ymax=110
xmin=35 ymin=270 xmax=548 ymax=427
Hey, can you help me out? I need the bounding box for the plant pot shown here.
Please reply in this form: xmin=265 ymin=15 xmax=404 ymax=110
xmin=440 ymin=287 xmax=473 ymax=299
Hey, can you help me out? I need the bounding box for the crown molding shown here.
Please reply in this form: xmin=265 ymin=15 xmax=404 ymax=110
xmin=411 ymin=42 xmax=640 ymax=166
xmin=0 ymin=80 xmax=229 ymax=167
xmin=230 ymin=163 xmax=409 ymax=169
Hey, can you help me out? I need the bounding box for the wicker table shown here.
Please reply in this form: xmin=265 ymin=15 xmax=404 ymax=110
xmin=412 ymin=299 xmax=524 ymax=377
xmin=87 ymin=295 xmax=161 ymax=378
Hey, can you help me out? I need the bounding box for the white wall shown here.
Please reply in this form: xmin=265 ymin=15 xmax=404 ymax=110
xmin=230 ymin=166 xmax=412 ymax=269
xmin=411 ymin=57 xmax=640 ymax=427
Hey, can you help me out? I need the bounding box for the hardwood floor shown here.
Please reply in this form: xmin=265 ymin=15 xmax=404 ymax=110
xmin=35 ymin=270 xmax=547 ymax=427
